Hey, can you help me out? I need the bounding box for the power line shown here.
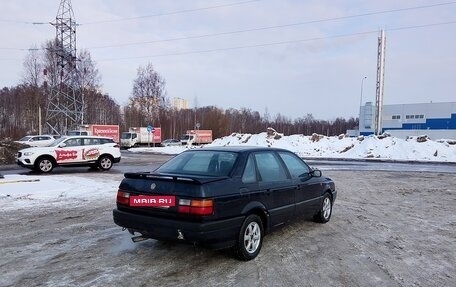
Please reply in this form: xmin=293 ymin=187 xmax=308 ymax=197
xmin=1 ymin=3 xmax=456 ymax=53
xmin=84 ymin=1 xmax=456 ymax=49
xmin=1 ymin=20 xmax=454 ymax=61
xmin=95 ymin=21 xmax=456 ymax=62
xmin=80 ymin=0 xmax=261 ymax=25
xmin=0 ymin=18 xmax=48 ymax=25
xmin=0 ymin=0 xmax=261 ymax=25
xmin=3 ymin=0 xmax=455 ymax=28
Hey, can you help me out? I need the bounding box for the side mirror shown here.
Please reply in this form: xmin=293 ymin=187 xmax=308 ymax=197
xmin=311 ymin=169 xmax=322 ymax=177
xmin=59 ymin=143 xmax=67 ymax=148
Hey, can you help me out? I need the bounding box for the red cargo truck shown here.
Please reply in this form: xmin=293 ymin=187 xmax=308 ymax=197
xmin=180 ymin=130 xmax=213 ymax=145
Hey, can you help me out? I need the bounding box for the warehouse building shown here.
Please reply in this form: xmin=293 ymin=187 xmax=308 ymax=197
xmin=359 ymin=101 xmax=456 ymax=139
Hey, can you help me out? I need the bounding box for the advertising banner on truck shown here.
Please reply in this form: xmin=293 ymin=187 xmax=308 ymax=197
xmin=91 ymin=125 xmax=120 ymax=143
xmin=151 ymin=127 xmax=161 ymax=143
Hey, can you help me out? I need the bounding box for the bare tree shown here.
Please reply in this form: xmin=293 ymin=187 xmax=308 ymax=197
xmin=77 ymin=49 xmax=102 ymax=123
xmin=77 ymin=50 xmax=101 ymax=90
xmin=130 ymin=63 xmax=166 ymax=125
xmin=21 ymin=46 xmax=43 ymax=87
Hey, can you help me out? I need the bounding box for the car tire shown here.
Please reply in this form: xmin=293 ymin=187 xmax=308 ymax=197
xmin=98 ymin=155 xmax=113 ymax=171
xmin=35 ymin=156 xmax=55 ymax=173
xmin=233 ymin=214 xmax=263 ymax=261
xmin=314 ymin=193 xmax=332 ymax=223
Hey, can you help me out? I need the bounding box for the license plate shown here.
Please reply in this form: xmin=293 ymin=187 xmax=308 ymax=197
xmin=129 ymin=195 xmax=175 ymax=207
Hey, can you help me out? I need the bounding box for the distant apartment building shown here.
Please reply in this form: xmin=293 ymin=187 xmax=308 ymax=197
xmin=359 ymin=101 xmax=456 ymax=139
xmin=171 ymin=97 xmax=189 ymax=110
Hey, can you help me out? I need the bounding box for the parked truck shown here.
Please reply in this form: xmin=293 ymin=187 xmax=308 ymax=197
xmin=120 ymin=127 xmax=162 ymax=148
xmin=67 ymin=124 xmax=120 ymax=143
xmin=181 ymin=130 xmax=213 ymax=145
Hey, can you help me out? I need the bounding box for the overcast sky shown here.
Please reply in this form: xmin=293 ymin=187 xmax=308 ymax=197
xmin=1 ymin=0 xmax=455 ymax=120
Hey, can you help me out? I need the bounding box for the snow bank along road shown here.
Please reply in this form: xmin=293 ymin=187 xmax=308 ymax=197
xmin=1 ymin=170 xmax=455 ymax=286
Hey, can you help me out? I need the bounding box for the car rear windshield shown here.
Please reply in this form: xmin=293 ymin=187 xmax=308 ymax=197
xmin=156 ymin=150 xmax=238 ymax=177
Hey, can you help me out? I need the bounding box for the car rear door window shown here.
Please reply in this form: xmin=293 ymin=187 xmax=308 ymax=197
xmin=254 ymin=152 xmax=288 ymax=182
xmin=84 ymin=138 xmax=100 ymax=145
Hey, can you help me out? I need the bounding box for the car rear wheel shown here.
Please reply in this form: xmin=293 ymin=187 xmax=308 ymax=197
xmin=314 ymin=193 xmax=332 ymax=223
xmin=35 ymin=157 xmax=54 ymax=173
xmin=98 ymin=155 xmax=113 ymax=171
xmin=233 ymin=214 xmax=263 ymax=261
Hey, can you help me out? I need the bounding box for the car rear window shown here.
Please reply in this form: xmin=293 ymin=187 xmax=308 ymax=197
xmin=156 ymin=151 xmax=238 ymax=176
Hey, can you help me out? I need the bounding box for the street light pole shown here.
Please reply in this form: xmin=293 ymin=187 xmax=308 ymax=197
xmin=360 ymin=76 xmax=367 ymax=107
xmin=359 ymin=76 xmax=367 ymax=135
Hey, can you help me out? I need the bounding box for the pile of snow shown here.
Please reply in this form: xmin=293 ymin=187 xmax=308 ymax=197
xmin=129 ymin=132 xmax=456 ymax=162
xmin=209 ymin=132 xmax=456 ymax=162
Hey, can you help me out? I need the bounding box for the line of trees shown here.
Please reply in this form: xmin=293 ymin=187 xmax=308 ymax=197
xmin=1 ymin=42 xmax=358 ymax=141
xmin=0 ymin=85 xmax=358 ymax=141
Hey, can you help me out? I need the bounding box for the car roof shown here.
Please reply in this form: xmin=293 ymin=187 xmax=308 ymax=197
xmin=188 ymin=146 xmax=290 ymax=153
xmin=61 ymin=135 xmax=113 ymax=139
xmin=21 ymin=134 xmax=54 ymax=137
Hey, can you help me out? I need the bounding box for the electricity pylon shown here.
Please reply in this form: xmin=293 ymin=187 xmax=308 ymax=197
xmin=45 ymin=0 xmax=82 ymax=135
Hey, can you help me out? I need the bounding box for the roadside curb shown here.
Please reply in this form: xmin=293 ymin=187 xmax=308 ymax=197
xmin=0 ymin=164 xmax=19 ymax=171
xmin=300 ymin=157 xmax=456 ymax=165
xmin=0 ymin=178 xmax=40 ymax=185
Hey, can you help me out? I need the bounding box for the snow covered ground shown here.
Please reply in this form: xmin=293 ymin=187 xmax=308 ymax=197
xmin=0 ymin=173 xmax=121 ymax=211
xmin=1 ymin=132 xmax=455 ymax=286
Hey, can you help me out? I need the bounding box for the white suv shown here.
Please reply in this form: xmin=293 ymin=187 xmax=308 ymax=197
xmin=15 ymin=135 xmax=56 ymax=147
xmin=16 ymin=136 xmax=121 ymax=173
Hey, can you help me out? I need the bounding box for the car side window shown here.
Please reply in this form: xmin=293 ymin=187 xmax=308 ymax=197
xmin=100 ymin=138 xmax=114 ymax=144
xmin=84 ymin=138 xmax=100 ymax=145
xmin=278 ymin=152 xmax=310 ymax=179
xmin=254 ymin=152 xmax=288 ymax=182
xmin=242 ymin=155 xmax=257 ymax=183
xmin=65 ymin=138 xmax=82 ymax=147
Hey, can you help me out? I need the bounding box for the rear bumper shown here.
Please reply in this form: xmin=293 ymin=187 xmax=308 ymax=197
xmin=113 ymin=209 xmax=244 ymax=249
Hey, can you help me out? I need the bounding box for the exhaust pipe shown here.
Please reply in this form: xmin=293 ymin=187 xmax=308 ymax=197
xmin=131 ymin=235 xmax=149 ymax=243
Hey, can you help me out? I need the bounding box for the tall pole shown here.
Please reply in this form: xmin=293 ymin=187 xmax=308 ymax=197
xmin=359 ymin=76 xmax=367 ymax=134
xmin=360 ymin=76 xmax=367 ymax=107
xmin=375 ymin=29 xmax=386 ymax=135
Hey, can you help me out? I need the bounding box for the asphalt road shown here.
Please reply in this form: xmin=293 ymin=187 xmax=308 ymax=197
xmin=1 ymin=169 xmax=454 ymax=287
xmin=2 ymin=150 xmax=456 ymax=175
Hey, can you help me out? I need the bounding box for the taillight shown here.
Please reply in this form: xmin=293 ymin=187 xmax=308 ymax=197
xmin=114 ymin=144 xmax=120 ymax=148
xmin=116 ymin=190 xmax=130 ymax=205
xmin=177 ymin=199 xmax=213 ymax=216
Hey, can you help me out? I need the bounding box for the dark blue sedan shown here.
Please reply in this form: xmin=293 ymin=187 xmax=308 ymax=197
xmin=113 ymin=146 xmax=336 ymax=260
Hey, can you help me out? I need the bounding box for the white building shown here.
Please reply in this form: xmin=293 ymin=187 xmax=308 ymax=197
xmin=171 ymin=97 xmax=189 ymax=110
xmin=359 ymin=101 xmax=456 ymax=139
